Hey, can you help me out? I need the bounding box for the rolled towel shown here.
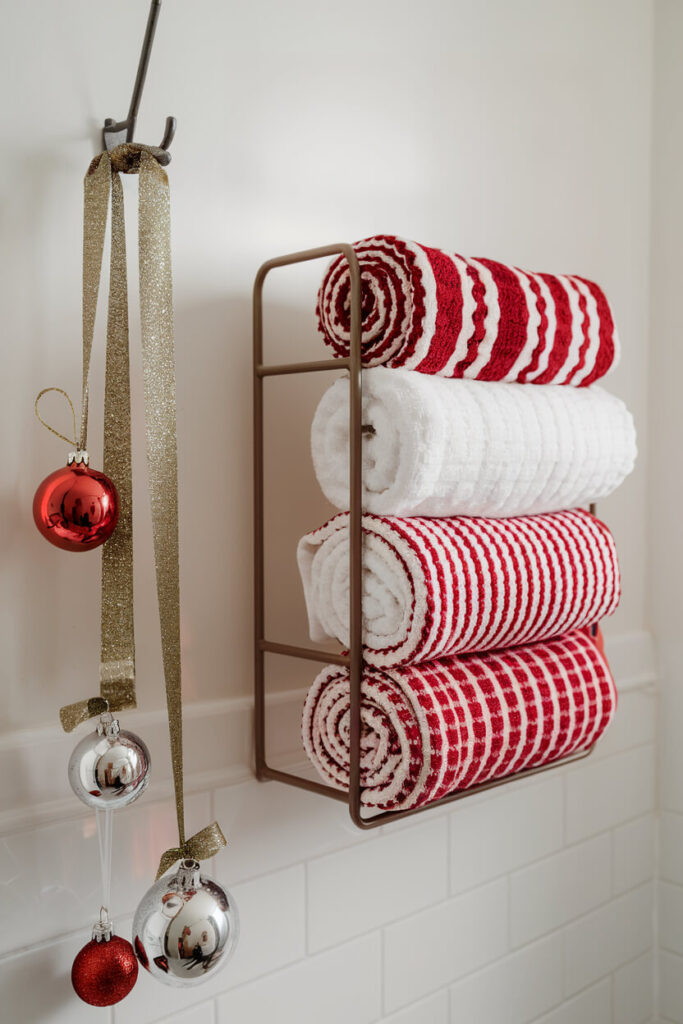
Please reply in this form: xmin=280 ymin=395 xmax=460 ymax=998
xmin=302 ymin=631 xmax=616 ymax=811
xmin=311 ymin=368 xmax=636 ymax=518
xmin=317 ymin=235 xmax=619 ymax=385
xmin=297 ymin=509 xmax=619 ymax=668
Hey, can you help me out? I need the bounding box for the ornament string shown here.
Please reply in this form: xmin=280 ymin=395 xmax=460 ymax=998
xmin=60 ymin=143 xmax=225 ymax=873
xmin=34 ymin=388 xmax=78 ymax=446
xmin=96 ymin=807 xmax=114 ymax=926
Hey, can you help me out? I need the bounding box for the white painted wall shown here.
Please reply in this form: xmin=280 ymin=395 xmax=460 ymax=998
xmin=650 ymin=2 xmax=683 ymax=1021
xmin=0 ymin=1 xmax=658 ymax=1022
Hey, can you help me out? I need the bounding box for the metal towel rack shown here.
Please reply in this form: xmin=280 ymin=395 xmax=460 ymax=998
xmin=253 ymin=244 xmax=595 ymax=830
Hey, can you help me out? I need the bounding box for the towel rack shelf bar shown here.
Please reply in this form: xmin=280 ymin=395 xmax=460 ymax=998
xmin=253 ymin=242 xmax=597 ymax=831
xmin=259 ymin=639 xmax=350 ymax=667
xmin=257 ymin=358 xmax=349 ymax=378
xmin=260 ymin=746 xmax=594 ymax=830
xmin=259 ymin=765 xmax=350 ymax=804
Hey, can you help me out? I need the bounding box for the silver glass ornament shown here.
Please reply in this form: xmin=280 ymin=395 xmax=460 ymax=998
xmin=68 ymin=712 xmax=151 ymax=809
xmin=132 ymin=859 xmax=239 ymax=986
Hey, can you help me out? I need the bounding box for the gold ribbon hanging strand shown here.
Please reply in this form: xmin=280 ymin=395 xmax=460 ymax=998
xmin=79 ymin=152 xmax=111 ymax=451
xmin=100 ymin=168 xmax=136 ymax=711
xmin=137 ymin=149 xmax=185 ymax=849
xmin=135 ymin=149 xmax=225 ymax=875
xmin=60 ymin=151 xmax=137 ymax=732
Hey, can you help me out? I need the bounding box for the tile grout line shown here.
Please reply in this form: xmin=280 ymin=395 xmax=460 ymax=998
xmin=653 ymin=689 xmax=662 ymax=1023
xmin=566 ymin=944 xmax=655 ymax=1007
xmin=379 ymin=927 xmax=386 ymax=1018
xmin=304 ymin=858 xmax=310 ymax=956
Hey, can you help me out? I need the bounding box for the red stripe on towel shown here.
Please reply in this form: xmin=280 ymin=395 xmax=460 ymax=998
xmin=475 ymin=258 xmax=530 ymax=380
xmin=575 ymin=275 xmax=618 ymax=385
xmin=414 ymin=245 xmax=463 ymax=374
xmin=531 ymin=274 xmax=574 ymax=383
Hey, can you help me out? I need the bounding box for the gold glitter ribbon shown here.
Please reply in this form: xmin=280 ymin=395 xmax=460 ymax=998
xmin=155 ymin=822 xmax=228 ymax=880
xmin=60 ymin=150 xmax=137 ymax=732
xmin=135 ymin=147 xmax=225 ymax=874
xmin=58 ymin=144 xmax=225 ymax=870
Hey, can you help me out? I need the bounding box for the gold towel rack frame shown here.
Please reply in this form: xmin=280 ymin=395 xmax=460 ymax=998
xmin=253 ymin=243 xmax=596 ymax=830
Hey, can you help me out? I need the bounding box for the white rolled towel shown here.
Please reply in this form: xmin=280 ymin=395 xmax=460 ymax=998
xmin=311 ymin=367 xmax=636 ymax=518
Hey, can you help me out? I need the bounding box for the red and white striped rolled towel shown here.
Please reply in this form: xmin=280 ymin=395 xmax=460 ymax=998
xmin=317 ymin=236 xmax=619 ymax=385
xmin=302 ymin=631 xmax=616 ymax=811
xmin=297 ymin=509 xmax=620 ymax=668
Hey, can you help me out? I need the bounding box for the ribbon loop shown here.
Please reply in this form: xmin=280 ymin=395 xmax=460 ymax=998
xmin=89 ymin=143 xmax=168 ymax=177
xmin=155 ymin=822 xmax=227 ymax=880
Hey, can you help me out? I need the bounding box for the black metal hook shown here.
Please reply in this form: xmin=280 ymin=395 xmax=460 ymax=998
xmin=102 ymin=0 xmax=176 ymax=165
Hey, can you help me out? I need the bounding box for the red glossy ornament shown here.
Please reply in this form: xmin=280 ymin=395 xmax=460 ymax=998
xmin=71 ymin=934 xmax=138 ymax=1007
xmin=33 ymin=453 xmax=118 ymax=552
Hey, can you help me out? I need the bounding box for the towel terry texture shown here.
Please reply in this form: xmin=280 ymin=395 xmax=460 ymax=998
xmin=317 ymin=236 xmax=619 ymax=385
xmin=297 ymin=509 xmax=620 ymax=669
xmin=311 ymin=367 xmax=636 ymax=519
xmin=302 ymin=631 xmax=616 ymax=810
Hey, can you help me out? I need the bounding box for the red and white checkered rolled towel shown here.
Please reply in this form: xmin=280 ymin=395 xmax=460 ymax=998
xmin=317 ymin=236 xmax=619 ymax=385
xmin=297 ymin=509 xmax=620 ymax=668
xmin=302 ymin=631 xmax=616 ymax=811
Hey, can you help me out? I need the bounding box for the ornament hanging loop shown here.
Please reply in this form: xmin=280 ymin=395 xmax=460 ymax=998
xmin=34 ymin=387 xmax=78 ymax=446
xmin=93 ymin=906 xmax=114 ymax=943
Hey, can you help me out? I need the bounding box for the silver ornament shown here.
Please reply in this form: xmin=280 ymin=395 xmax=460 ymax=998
xmin=132 ymin=859 xmax=239 ymax=986
xmin=68 ymin=713 xmax=151 ymax=809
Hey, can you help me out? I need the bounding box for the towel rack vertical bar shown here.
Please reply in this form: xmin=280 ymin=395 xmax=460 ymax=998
xmin=347 ymin=253 xmax=364 ymax=828
xmin=253 ymin=263 xmax=267 ymax=777
xmin=252 ymin=244 xmax=362 ymax=786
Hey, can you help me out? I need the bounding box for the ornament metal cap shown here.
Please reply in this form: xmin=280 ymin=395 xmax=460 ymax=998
xmin=67 ymin=449 xmax=90 ymax=466
xmin=92 ymin=907 xmax=114 ymax=943
xmin=175 ymin=859 xmax=201 ymax=891
xmin=97 ymin=711 xmax=121 ymax=741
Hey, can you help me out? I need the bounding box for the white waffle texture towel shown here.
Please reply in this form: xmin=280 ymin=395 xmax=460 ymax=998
xmin=311 ymin=367 xmax=636 ymax=518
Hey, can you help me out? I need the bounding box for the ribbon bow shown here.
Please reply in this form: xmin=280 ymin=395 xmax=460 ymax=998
xmin=156 ymin=822 xmax=228 ymax=880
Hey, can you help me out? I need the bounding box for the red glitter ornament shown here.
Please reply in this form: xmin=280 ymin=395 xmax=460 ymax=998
xmin=71 ymin=933 xmax=138 ymax=1007
xmin=33 ymin=452 xmax=118 ymax=552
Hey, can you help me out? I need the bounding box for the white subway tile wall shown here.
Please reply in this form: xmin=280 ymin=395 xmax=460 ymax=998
xmin=613 ymin=951 xmax=655 ymax=1024
xmin=0 ymin=680 xmax=659 ymax=1024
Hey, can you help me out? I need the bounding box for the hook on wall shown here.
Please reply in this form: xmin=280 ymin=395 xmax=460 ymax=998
xmin=102 ymin=0 xmax=176 ymax=165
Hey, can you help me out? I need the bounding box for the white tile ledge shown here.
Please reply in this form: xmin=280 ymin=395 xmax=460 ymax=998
xmin=0 ymin=630 xmax=655 ymax=835
xmin=605 ymin=629 xmax=657 ymax=692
